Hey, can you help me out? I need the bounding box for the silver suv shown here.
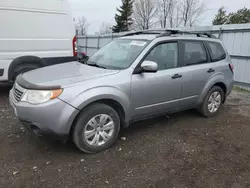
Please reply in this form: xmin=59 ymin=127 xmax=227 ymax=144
xmin=9 ymin=30 xmax=234 ymax=153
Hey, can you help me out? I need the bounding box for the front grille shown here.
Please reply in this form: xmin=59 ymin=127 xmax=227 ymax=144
xmin=13 ymin=83 xmax=25 ymax=102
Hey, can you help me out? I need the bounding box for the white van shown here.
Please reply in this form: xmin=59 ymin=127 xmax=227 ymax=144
xmin=0 ymin=0 xmax=76 ymax=81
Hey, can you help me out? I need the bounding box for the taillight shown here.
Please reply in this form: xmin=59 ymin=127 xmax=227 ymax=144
xmin=72 ymin=36 xmax=77 ymax=57
xmin=229 ymin=63 xmax=234 ymax=73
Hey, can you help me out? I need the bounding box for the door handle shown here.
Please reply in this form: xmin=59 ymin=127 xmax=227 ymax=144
xmin=207 ymin=68 xmax=215 ymax=73
xmin=172 ymin=74 xmax=182 ymax=79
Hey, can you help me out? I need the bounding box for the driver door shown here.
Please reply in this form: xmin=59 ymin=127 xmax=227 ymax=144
xmin=130 ymin=42 xmax=183 ymax=118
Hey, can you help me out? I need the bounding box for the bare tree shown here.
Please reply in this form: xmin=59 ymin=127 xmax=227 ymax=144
xmin=99 ymin=23 xmax=112 ymax=35
xmin=75 ymin=16 xmax=88 ymax=35
xmin=133 ymin=0 xmax=158 ymax=30
xmin=180 ymin=0 xmax=205 ymax=27
xmin=157 ymin=0 xmax=203 ymax=29
xmin=168 ymin=0 xmax=183 ymax=28
xmin=157 ymin=0 xmax=171 ymax=28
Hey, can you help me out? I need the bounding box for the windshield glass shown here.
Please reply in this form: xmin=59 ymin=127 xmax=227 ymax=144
xmin=87 ymin=39 xmax=149 ymax=70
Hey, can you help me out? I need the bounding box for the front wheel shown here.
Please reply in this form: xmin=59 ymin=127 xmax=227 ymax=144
xmin=199 ymin=86 xmax=224 ymax=117
xmin=73 ymin=103 xmax=120 ymax=153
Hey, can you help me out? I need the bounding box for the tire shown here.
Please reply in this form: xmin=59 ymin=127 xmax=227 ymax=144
xmin=73 ymin=103 xmax=120 ymax=153
xmin=199 ymin=86 xmax=224 ymax=118
xmin=11 ymin=63 xmax=41 ymax=81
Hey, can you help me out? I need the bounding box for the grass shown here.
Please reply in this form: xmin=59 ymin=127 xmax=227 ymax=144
xmin=233 ymin=85 xmax=250 ymax=93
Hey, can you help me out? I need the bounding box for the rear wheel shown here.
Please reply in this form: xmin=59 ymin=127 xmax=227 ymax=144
xmin=199 ymin=86 xmax=224 ymax=117
xmin=73 ymin=103 xmax=120 ymax=153
xmin=11 ymin=63 xmax=41 ymax=81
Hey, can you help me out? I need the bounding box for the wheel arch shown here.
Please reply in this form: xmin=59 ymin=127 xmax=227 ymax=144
xmin=8 ymin=56 xmax=45 ymax=80
xmin=61 ymin=85 xmax=131 ymax=135
xmin=68 ymin=98 xmax=128 ymax=138
xmin=198 ymin=74 xmax=227 ymax=104
xmin=213 ymin=82 xmax=227 ymax=102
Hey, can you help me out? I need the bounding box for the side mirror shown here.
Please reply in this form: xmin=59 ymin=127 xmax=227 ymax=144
xmin=140 ymin=61 xmax=158 ymax=73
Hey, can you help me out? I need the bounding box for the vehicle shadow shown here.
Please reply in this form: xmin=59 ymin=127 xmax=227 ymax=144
xmin=0 ymin=83 xmax=13 ymax=104
xmin=121 ymin=109 xmax=199 ymax=135
xmin=28 ymin=108 xmax=203 ymax=155
xmin=0 ymin=83 xmax=12 ymax=97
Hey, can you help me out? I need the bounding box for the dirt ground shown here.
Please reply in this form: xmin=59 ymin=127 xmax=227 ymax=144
xmin=1 ymin=84 xmax=250 ymax=188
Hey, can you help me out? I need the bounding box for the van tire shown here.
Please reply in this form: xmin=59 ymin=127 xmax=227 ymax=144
xmin=73 ymin=103 xmax=120 ymax=153
xmin=199 ymin=86 xmax=224 ymax=118
xmin=11 ymin=63 xmax=41 ymax=81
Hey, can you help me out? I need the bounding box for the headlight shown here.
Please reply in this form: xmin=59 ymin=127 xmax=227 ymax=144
xmin=21 ymin=89 xmax=63 ymax=104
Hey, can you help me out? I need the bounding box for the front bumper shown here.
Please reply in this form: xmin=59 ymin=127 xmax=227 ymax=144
xmin=9 ymin=88 xmax=79 ymax=140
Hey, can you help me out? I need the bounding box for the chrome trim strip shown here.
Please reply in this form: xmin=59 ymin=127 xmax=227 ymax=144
xmin=136 ymin=95 xmax=198 ymax=110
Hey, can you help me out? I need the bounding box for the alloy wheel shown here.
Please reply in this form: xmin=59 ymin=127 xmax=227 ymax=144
xmin=84 ymin=114 xmax=115 ymax=146
xmin=208 ymin=91 xmax=221 ymax=113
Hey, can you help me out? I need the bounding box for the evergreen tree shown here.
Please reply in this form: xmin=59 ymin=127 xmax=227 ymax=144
xmin=212 ymin=7 xmax=228 ymax=25
xmin=213 ymin=7 xmax=250 ymax=25
xmin=228 ymin=8 xmax=250 ymax=24
xmin=112 ymin=0 xmax=134 ymax=33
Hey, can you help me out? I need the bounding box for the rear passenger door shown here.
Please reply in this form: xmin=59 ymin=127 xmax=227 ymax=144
xmin=178 ymin=40 xmax=216 ymax=107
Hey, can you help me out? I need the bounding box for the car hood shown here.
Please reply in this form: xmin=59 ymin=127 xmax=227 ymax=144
xmin=17 ymin=62 xmax=120 ymax=89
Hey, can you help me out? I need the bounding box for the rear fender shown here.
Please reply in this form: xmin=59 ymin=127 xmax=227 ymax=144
xmin=197 ymin=73 xmax=225 ymax=104
xmin=8 ymin=56 xmax=45 ymax=80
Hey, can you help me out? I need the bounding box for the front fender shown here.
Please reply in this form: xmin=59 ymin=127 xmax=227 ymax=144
xmin=197 ymin=73 xmax=225 ymax=104
xmin=67 ymin=86 xmax=131 ymax=120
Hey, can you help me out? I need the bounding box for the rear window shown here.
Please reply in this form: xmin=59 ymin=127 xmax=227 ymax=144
xmin=206 ymin=42 xmax=226 ymax=62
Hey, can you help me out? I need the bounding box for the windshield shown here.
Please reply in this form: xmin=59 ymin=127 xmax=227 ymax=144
xmin=87 ymin=39 xmax=149 ymax=70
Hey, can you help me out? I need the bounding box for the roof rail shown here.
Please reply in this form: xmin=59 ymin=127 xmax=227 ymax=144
xmin=123 ymin=29 xmax=217 ymax=39
xmin=123 ymin=30 xmax=164 ymax=36
xmin=157 ymin=30 xmax=217 ymax=38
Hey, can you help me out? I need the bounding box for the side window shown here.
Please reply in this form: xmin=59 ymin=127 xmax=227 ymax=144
xmin=179 ymin=41 xmax=208 ymax=66
xmin=144 ymin=42 xmax=178 ymax=71
xmin=206 ymin=42 xmax=226 ymax=62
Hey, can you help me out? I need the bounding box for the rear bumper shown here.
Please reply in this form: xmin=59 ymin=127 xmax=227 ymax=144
xmin=0 ymin=60 xmax=11 ymax=81
xmin=0 ymin=69 xmax=4 ymax=76
xmin=9 ymin=88 xmax=79 ymax=140
xmin=226 ymin=78 xmax=234 ymax=97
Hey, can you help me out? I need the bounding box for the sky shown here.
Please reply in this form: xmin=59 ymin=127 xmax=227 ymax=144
xmin=68 ymin=0 xmax=250 ymax=34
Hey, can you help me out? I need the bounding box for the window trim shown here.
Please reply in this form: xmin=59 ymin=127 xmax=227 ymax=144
xmin=202 ymin=41 xmax=213 ymax=63
xmin=205 ymin=41 xmax=227 ymax=62
xmin=178 ymin=40 xmax=210 ymax=67
xmin=133 ymin=40 xmax=179 ymax=74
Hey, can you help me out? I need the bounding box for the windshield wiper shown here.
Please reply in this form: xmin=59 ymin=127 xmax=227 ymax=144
xmin=86 ymin=63 xmax=107 ymax=69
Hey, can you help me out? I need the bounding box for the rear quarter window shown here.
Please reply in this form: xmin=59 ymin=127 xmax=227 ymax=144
xmin=206 ymin=42 xmax=226 ymax=62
